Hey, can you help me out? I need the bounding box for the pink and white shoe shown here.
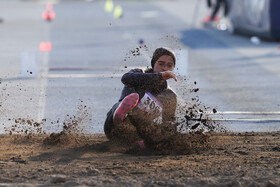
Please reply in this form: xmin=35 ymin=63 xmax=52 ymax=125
xmin=113 ymin=93 xmax=139 ymax=126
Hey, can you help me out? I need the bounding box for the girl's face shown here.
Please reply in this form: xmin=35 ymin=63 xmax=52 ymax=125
xmin=153 ymin=55 xmax=175 ymax=73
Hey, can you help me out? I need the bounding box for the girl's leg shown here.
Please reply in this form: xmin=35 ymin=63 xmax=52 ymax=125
xmin=211 ymin=0 xmax=221 ymax=21
xmin=104 ymin=102 xmax=120 ymax=140
xmin=104 ymin=103 xmax=141 ymax=145
xmin=207 ymin=0 xmax=212 ymax=7
xmin=222 ymin=0 xmax=229 ymax=17
xmin=104 ymin=93 xmax=140 ymax=144
xmin=110 ymin=117 xmax=141 ymax=146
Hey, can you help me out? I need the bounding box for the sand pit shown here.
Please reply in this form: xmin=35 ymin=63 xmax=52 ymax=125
xmin=0 ymin=132 xmax=279 ymax=186
xmin=2 ymin=106 xmax=279 ymax=187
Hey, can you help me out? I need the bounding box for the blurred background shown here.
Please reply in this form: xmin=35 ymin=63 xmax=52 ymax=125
xmin=0 ymin=0 xmax=279 ymax=134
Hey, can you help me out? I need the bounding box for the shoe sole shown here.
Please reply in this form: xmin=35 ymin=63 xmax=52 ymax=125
xmin=113 ymin=93 xmax=139 ymax=126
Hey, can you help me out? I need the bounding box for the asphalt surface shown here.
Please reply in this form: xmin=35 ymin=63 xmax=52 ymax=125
xmin=0 ymin=0 xmax=280 ymax=133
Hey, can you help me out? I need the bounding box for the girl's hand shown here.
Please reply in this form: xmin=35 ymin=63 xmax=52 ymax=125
xmin=161 ymin=71 xmax=178 ymax=82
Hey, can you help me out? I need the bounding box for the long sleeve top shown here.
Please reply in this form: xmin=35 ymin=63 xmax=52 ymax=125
xmin=119 ymin=68 xmax=177 ymax=122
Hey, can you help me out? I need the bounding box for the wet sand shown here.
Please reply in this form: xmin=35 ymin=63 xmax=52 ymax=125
xmin=0 ymin=132 xmax=279 ymax=186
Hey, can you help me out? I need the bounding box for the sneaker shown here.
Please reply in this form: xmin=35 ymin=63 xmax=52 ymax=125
xmin=113 ymin=93 xmax=139 ymax=126
xmin=202 ymin=15 xmax=219 ymax=23
xmin=202 ymin=15 xmax=211 ymax=23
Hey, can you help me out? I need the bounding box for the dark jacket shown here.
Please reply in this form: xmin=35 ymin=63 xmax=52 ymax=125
xmin=120 ymin=68 xmax=177 ymax=122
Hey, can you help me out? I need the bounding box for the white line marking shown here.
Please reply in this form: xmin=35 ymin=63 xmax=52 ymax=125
xmin=213 ymin=118 xmax=280 ymax=122
xmin=43 ymin=73 xmax=123 ymax=78
xmin=196 ymin=111 xmax=280 ymax=122
xmin=37 ymin=52 xmax=49 ymax=122
xmin=208 ymin=111 xmax=280 ymax=115
xmin=40 ymin=67 xmax=152 ymax=79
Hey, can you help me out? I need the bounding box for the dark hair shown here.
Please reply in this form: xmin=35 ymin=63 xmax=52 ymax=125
xmin=151 ymin=47 xmax=176 ymax=69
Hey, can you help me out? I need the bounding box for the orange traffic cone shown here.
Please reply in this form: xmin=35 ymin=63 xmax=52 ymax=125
xmin=40 ymin=42 xmax=52 ymax=51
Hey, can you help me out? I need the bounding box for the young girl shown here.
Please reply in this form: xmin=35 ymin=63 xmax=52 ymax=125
xmin=104 ymin=47 xmax=178 ymax=147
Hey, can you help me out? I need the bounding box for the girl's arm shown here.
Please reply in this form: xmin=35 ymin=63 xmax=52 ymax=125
xmin=121 ymin=69 xmax=162 ymax=87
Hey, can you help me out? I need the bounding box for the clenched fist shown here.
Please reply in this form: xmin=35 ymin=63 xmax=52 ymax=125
xmin=160 ymin=71 xmax=178 ymax=82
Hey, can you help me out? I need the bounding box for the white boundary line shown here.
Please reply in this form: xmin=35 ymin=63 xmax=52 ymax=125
xmin=215 ymin=111 xmax=280 ymax=115
xmin=37 ymin=52 xmax=49 ymax=122
xmin=43 ymin=73 xmax=123 ymax=78
xmin=2 ymin=117 xmax=280 ymax=123
xmin=43 ymin=66 xmax=148 ymax=79
xmin=203 ymin=111 xmax=280 ymax=115
xmin=213 ymin=118 xmax=280 ymax=122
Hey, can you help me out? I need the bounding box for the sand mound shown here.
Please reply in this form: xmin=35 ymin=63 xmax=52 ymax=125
xmin=134 ymin=122 xmax=211 ymax=155
xmin=42 ymin=131 xmax=81 ymax=146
